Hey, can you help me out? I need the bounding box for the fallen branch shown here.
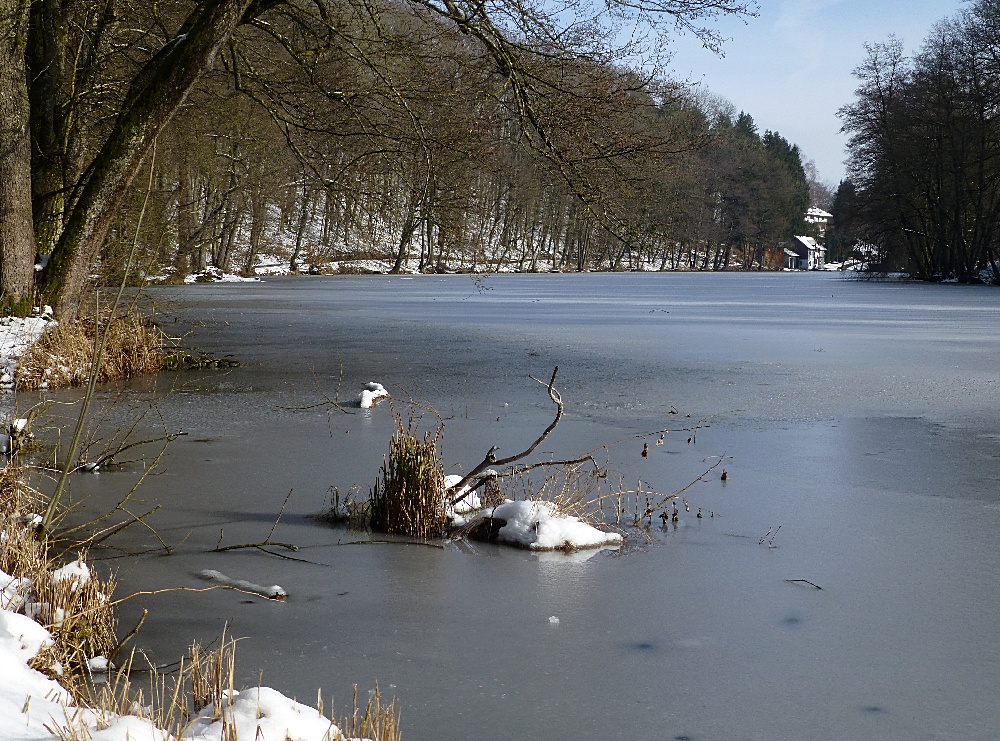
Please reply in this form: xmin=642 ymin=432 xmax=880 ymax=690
xmin=449 ymin=366 xmax=563 ymax=505
xmin=211 ymin=489 xmax=299 ymax=553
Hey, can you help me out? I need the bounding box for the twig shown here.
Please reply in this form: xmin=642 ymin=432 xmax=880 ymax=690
xmin=343 ymin=539 xmax=445 ymax=548
xmin=213 ymin=541 xmax=300 ymax=553
xmin=106 ymin=608 xmax=148 ymax=665
xmin=786 ymin=579 xmax=823 ymax=589
xmin=212 ymin=489 xmax=300 ymax=552
xmin=450 ymin=366 xmax=563 ymax=504
xmin=86 ymin=430 xmax=187 ymax=469
xmin=41 ymin=141 xmax=158 ymax=533
xmin=286 ymin=363 xmax=355 ymax=414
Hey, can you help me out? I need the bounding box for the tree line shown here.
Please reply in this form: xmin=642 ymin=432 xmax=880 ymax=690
xmin=838 ymin=0 xmax=1000 ymax=282
xmin=1 ymin=0 xmax=822 ymax=318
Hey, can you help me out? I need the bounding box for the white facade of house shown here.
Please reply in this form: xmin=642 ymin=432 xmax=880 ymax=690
xmin=788 ymin=235 xmax=826 ymax=270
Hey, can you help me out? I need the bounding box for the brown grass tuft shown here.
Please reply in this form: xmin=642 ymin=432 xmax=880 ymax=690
xmin=1 ymin=465 xmax=116 ymax=688
xmin=369 ymin=414 xmax=448 ymax=538
xmin=16 ymin=312 xmax=164 ymax=390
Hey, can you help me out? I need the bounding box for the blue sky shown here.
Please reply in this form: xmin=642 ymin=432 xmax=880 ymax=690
xmin=666 ymin=0 xmax=969 ymax=186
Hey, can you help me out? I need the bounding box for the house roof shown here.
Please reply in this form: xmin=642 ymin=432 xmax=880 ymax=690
xmin=806 ymin=207 xmax=833 ymax=219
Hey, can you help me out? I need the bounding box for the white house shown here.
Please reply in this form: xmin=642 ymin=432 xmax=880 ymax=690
xmin=787 ymin=235 xmax=826 ymax=270
xmin=805 ymin=207 xmax=833 ymax=239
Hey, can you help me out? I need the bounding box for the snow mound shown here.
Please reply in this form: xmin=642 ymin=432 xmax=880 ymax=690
xmin=472 ymin=499 xmax=622 ymax=551
xmin=358 ymin=381 xmax=388 ymax=408
xmin=0 ymin=609 xmax=53 ymax=662
xmin=184 ymin=687 xmax=342 ymax=741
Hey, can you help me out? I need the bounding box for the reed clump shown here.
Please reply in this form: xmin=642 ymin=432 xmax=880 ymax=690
xmin=16 ymin=312 xmax=164 ymax=390
xmin=81 ymin=633 xmax=401 ymax=740
xmin=369 ymin=415 xmax=448 ymax=538
xmin=0 ymin=463 xmax=47 ymax=586
xmin=0 ymin=464 xmax=117 ymax=685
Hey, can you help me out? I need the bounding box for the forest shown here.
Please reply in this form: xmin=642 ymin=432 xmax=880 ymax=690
xmin=1 ymin=0 xmax=823 ymax=318
xmin=837 ymin=0 xmax=1000 ymax=283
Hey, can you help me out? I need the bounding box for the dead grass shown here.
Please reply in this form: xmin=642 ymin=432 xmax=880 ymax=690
xmin=0 ymin=464 xmax=117 ymax=685
xmin=80 ymin=633 xmax=401 ymax=740
xmin=3 ymin=463 xmax=402 ymax=739
xmin=0 ymin=463 xmax=47 ymax=586
xmin=369 ymin=414 xmax=448 ymax=538
xmin=16 ymin=312 xmax=164 ymax=390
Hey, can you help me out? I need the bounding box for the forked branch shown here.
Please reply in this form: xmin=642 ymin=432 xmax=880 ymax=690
xmin=449 ymin=366 xmax=563 ymax=504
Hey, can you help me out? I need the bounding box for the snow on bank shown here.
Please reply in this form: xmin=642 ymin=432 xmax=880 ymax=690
xmin=1 ymin=313 xmax=53 ymax=392
xmin=0 ymin=602 xmax=366 ymax=740
xmin=184 ymin=267 xmax=259 ymax=283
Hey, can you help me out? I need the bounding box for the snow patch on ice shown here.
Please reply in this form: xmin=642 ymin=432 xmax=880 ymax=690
xmin=469 ymin=499 xmax=622 ymax=551
xmin=358 ymin=381 xmax=388 ymax=408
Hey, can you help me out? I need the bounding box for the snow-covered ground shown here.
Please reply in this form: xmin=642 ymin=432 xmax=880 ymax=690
xmin=0 ymin=567 xmax=356 ymax=740
xmin=0 ymin=313 xmax=53 ymax=393
xmin=0 ymin=609 xmax=355 ymax=741
xmin=183 ymin=267 xmax=259 ymax=283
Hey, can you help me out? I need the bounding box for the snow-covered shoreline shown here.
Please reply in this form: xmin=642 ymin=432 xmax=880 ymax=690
xmin=1 ymin=313 xmax=53 ymax=393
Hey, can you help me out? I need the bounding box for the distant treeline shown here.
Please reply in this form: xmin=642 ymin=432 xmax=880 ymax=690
xmin=2 ymin=0 xmax=822 ymax=316
xmin=103 ymin=9 xmax=813 ymax=277
xmin=838 ymin=0 xmax=1000 ymax=282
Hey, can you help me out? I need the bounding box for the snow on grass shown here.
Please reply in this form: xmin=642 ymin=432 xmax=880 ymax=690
xmin=184 ymin=687 xmax=340 ymax=741
xmin=0 ymin=314 xmax=53 ymax=392
xmin=1 ymin=603 xmax=374 ymax=740
xmin=358 ymin=381 xmax=388 ymax=408
xmin=481 ymin=499 xmax=622 ymax=551
xmin=51 ymin=556 xmax=90 ymax=586
xmin=183 ymin=267 xmax=259 ymax=283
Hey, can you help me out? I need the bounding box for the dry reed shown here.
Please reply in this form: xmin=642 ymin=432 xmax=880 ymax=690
xmin=369 ymin=414 xmax=448 ymax=538
xmin=1 ymin=464 xmax=117 ymax=686
xmin=16 ymin=312 xmax=164 ymax=390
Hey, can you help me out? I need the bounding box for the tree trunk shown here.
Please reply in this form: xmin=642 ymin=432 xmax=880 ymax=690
xmin=0 ymin=0 xmax=36 ymax=306
xmin=390 ymin=189 xmax=420 ymax=273
xmin=26 ymin=0 xmax=67 ymax=257
xmin=174 ymin=164 xmax=199 ymax=277
xmin=37 ymin=0 xmax=259 ymax=315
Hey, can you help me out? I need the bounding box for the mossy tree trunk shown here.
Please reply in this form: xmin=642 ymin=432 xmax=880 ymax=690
xmin=35 ymin=0 xmax=277 ymax=316
xmin=0 ymin=0 xmax=36 ymax=308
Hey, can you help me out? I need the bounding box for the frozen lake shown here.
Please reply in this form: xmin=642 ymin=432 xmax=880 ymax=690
xmin=55 ymin=272 xmax=1000 ymax=740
